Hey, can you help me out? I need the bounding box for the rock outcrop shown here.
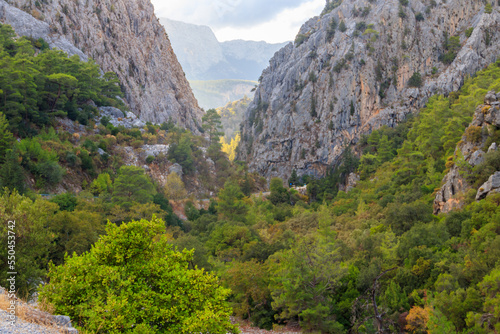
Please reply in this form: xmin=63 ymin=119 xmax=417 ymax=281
xmin=476 ymin=171 xmax=500 ymax=200
xmin=238 ymin=0 xmax=500 ymax=180
xmin=434 ymin=90 xmax=500 ymax=214
xmin=0 ymin=0 xmax=203 ymax=132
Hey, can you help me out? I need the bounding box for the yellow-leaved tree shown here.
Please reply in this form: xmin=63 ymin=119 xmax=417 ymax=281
xmin=221 ymin=133 xmax=241 ymax=161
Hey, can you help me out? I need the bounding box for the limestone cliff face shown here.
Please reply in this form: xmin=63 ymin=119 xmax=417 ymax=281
xmin=434 ymin=91 xmax=500 ymax=214
xmin=2 ymin=0 xmax=203 ymax=132
xmin=238 ymin=0 xmax=500 ymax=180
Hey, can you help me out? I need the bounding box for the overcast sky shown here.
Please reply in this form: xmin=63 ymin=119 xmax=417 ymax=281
xmin=150 ymin=0 xmax=325 ymax=43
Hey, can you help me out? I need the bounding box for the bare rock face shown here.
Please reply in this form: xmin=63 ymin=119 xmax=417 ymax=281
xmin=1 ymin=0 xmax=203 ymax=133
xmin=476 ymin=171 xmax=500 ymax=200
xmin=238 ymin=0 xmax=500 ymax=180
xmin=434 ymin=91 xmax=500 ymax=214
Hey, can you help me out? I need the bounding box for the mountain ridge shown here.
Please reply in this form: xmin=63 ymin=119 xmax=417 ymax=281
xmin=238 ymin=0 xmax=500 ymax=180
xmin=161 ymin=17 xmax=288 ymax=81
xmin=0 ymin=0 xmax=203 ymax=133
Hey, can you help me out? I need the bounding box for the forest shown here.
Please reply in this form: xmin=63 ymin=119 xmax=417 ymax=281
xmin=0 ymin=22 xmax=500 ymax=333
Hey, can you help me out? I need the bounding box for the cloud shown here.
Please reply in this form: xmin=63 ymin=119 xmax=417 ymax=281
xmin=213 ymin=0 xmax=325 ymax=43
xmin=152 ymin=0 xmax=315 ymax=28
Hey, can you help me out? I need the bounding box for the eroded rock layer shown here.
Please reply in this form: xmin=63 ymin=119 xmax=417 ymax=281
xmin=239 ymin=0 xmax=500 ymax=180
xmin=1 ymin=0 xmax=203 ymax=132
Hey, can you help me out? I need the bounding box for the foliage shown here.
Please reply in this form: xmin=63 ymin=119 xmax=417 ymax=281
xmin=39 ymin=217 xmax=239 ymax=333
xmin=202 ymin=108 xmax=224 ymax=145
xmin=0 ymin=23 xmax=124 ymax=134
xmin=0 ymin=191 xmax=57 ymax=298
xmin=168 ymin=132 xmax=195 ymax=174
xmin=221 ymin=133 xmax=240 ymax=161
xmin=408 ymin=72 xmax=423 ymax=87
xmin=164 ymin=172 xmax=187 ymax=200
xmin=0 ymin=112 xmax=13 ymax=162
xmin=217 ymin=181 xmax=249 ymax=222
xmin=112 ymin=165 xmax=155 ymax=208
xmin=50 ymin=193 xmax=78 ymax=211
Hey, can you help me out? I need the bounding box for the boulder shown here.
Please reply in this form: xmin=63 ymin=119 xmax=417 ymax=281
xmin=169 ymin=163 xmax=183 ymax=177
xmin=476 ymin=171 xmax=500 ymax=201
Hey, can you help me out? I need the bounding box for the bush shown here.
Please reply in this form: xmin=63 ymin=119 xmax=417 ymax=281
xmin=146 ymin=155 xmax=155 ymax=164
xmin=295 ymin=34 xmax=308 ymax=46
xmin=39 ymin=218 xmax=238 ymax=334
xmin=485 ymin=2 xmax=493 ymax=14
xmin=415 ymin=12 xmax=424 ymax=21
xmin=408 ymin=72 xmax=423 ymax=87
xmin=465 ymin=27 xmax=474 ymax=38
xmin=50 ymin=193 xmax=78 ymax=211
xmin=37 ymin=161 xmax=64 ymax=186
xmin=465 ymin=125 xmax=482 ymax=143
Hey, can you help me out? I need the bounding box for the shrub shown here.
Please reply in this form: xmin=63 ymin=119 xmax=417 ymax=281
xmin=415 ymin=12 xmax=424 ymax=21
xmin=485 ymin=2 xmax=493 ymax=14
xmin=164 ymin=172 xmax=187 ymax=200
xmin=339 ymin=20 xmax=347 ymax=32
xmin=465 ymin=125 xmax=482 ymax=143
xmin=146 ymin=155 xmax=155 ymax=164
xmin=295 ymin=34 xmax=308 ymax=46
xmin=37 ymin=161 xmax=64 ymax=186
xmin=465 ymin=27 xmax=474 ymax=38
xmin=408 ymin=72 xmax=423 ymax=87
xmin=39 ymin=218 xmax=238 ymax=334
xmin=50 ymin=193 xmax=78 ymax=212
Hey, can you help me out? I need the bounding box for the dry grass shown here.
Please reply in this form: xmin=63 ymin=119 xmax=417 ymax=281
xmin=0 ymin=292 xmax=64 ymax=333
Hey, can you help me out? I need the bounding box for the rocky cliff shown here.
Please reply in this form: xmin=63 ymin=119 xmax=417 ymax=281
xmin=434 ymin=90 xmax=500 ymax=214
xmin=238 ymin=0 xmax=500 ymax=180
xmin=1 ymin=0 xmax=203 ymax=132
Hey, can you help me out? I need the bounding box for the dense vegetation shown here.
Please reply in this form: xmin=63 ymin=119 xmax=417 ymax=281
xmin=1 ymin=22 xmax=500 ymax=334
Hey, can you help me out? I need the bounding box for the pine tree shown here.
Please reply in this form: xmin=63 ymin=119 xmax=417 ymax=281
xmin=0 ymin=150 xmax=25 ymax=193
xmin=378 ymin=135 xmax=394 ymax=163
xmin=112 ymin=166 xmax=155 ymax=208
xmin=0 ymin=112 xmax=13 ymax=163
xmin=202 ymin=108 xmax=224 ymax=145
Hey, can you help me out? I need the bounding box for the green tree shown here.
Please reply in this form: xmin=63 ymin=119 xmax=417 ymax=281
xmin=0 ymin=150 xmax=25 ymax=194
xmin=217 ymin=181 xmax=249 ymax=222
xmin=168 ymin=132 xmax=195 ymax=174
xmin=0 ymin=112 xmax=13 ymax=162
xmin=408 ymin=72 xmax=423 ymax=87
xmin=164 ymin=172 xmax=187 ymax=200
xmin=112 ymin=165 xmax=155 ymax=209
xmin=268 ymin=232 xmax=346 ymax=332
xmin=0 ymin=191 xmax=58 ymax=297
xmin=378 ymin=135 xmax=395 ymax=163
xmin=485 ymin=2 xmax=493 ymax=14
xmin=39 ymin=217 xmax=239 ymax=334
xmin=339 ymin=20 xmax=347 ymax=32
xmin=268 ymin=177 xmax=290 ymax=205
xmin=202 ymin=108 xmax=224 ymax=145
xmin=89 ymin=172 xmax=112 ymax=196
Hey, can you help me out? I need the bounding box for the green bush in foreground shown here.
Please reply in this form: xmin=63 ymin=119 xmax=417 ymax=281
xmin=39 ymin=217 xmax=239 ymax=334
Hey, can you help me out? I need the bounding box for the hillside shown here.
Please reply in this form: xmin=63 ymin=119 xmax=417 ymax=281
xmin=3 ymin=58 xmax=498 ymax=333
xmin=238 ymin=0 xmax=500 ymax=180
xmin=1 ymin=1 xmax=500 ymax=334
xmin=161 ymin=18 xmax=288 ymax=81
xmin=0 ymin=0 xmax=203 ymax=132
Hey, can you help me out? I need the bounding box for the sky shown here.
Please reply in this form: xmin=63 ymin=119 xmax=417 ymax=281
xmin=150 ymin=0 xmax=325 ymax=43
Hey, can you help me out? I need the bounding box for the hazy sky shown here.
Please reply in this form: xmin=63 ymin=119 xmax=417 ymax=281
xmin=150 ymin=0 xmax=325 ymax=43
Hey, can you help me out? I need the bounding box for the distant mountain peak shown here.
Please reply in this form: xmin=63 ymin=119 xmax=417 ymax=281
xmin=160 ymin=17 xmax=288 ymax=81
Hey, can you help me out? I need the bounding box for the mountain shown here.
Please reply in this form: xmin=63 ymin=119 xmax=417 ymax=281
xmin=238 ymin=0 xmax=500 ymax=180
xmin=0 ymin=0 xmax=203 ymax=132
xmin=160 ymin=18 xmax=288 ymax=81
xmin=189 ymin=80 xmax=256 ymax=110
